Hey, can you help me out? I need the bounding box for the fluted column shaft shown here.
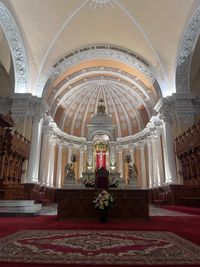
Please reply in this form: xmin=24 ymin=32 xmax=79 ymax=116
xmin=155 ymin=134 xmax=165 ymax=186
xmin=87 ymin=143 xmax=93 ymax=171
xmin=130 ymin=147 xmax=135 ymax=164
xmin=39 ymin=132 xmax=49 ymax=185
xmin=140 ymin=144 xmax=147 ymax=188
xmin=118 ymin=149 xmax=123 ymax=178
xmin=47 ymin=140 xmax=56 ymax=187
xmin=147 ymin=142 xmax=153 ymax=188
xmin=56 ymin=143 xmax=63 ymax=187
xmin=79 ymin=148 xmax=84 ymax=178
xmin=110 ymin=145 xmax=116 ymax=170
xmin=162 ymin=121 xmax=178 ymax=183
xmin=152 ymin=138 xmax=159 ymax=187
xmin=26 ymin=118 xmax=43 ymax=183
xmin=67 ymin=145 xmax=72 ymax=163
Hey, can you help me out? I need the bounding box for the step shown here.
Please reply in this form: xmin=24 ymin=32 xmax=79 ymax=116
xmin=0 ymin=200 xmax=35 ymax=207
xmin=0 ymin=201 xmax=42 ymax=217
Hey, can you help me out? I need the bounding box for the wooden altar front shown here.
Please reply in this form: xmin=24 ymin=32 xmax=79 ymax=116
xmin=55 ymin=188 xmax=149 ymax=220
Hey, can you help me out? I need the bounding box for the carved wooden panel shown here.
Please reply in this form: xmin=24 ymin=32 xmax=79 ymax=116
xmin=55 ymin=188 xmax=149 ymax=220
xmin=175 ymin=120 xmax=200 ymax=186
xmin=0 ymin=113 xmax=30 ymax=199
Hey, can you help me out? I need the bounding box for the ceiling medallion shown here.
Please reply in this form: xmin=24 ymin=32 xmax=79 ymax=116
xmin=90 ymin=0 xmax=113 ymax=9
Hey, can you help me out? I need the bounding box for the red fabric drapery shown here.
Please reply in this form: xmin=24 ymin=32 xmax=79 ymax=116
xmin=96 ymin=152 xmax=106 ymax=169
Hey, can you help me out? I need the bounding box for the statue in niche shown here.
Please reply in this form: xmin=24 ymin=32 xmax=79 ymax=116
xmin=124 ymin=154 xmax=138 ymax=187
xmin=63 ymin=154 xmax=78 ymax=186
xmin=128 ymin=164 xmax=138 ymax=180
xmin=64 ymin=163 xmax=75 ymax=180
xmin=128 ymin=164 xmax=138 ymax=187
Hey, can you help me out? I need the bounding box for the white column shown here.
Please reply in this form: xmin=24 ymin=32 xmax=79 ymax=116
xmin=45 ymin=138 xmax=51 ymax=186
xmin=110 ymin=145 xmax=116 ymax=171
xmin=118 ymin=147 xmax=123 ymax=178
xmin=162 ymin=120 xmax=178 ymax=183
xmin=129 ymin=145 xmax=135 ymax=164
xmin=67 ymin=144 xmax=73 ymax=163
xmin=26 ymin=117 xmax=43 ymax=183
xmin=147 ymin=141 xmax=153 ymax=188
xmin=155 ymin=133 xmax=165 ymax=186
xmin=79 ymin=146 xmax=85 ymax=178
xmin=55 ymin=143 xmax=63 ymax=187
xmin=39 ymin=131 xmax=49 ymax=185
xmin=87 ymin=142 xmax=93 ymax=171
xmin=139 ymin=143 xmax=147 ymax=188
xmin=47 ymin=139 xmax=56 ymax=187
xmin=151 ymin=137 xmax=158 ymax=187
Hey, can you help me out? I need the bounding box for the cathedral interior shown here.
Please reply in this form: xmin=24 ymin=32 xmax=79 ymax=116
xmin=1 ymin=2 xmax=200 ymax=266
xmin=0 ymin=0 xmax=200 ymax=210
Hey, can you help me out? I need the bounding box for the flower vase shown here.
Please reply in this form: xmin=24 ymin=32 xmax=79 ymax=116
xmin=100 ymin=210 xmax=108 ymax=223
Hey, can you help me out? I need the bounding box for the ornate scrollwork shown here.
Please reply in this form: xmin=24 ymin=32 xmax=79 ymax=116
xmin=176 ymin=6 xmax=200 ymax=93
xmin=0 ymin=2 xmax=29 ymax=93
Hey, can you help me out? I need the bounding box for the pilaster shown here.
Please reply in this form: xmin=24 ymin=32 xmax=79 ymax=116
xmin=25 ymin=98 xmax=44 ymax=184
xmin=79 ymin=145 xmax=86 ymax=178
xmin=56 ymin=142 xmax=63 ymax=188
xmin=139 ymin=143 xmax=147 ymax=188
xmin=147 ymin=140 xmax=153 ymax=188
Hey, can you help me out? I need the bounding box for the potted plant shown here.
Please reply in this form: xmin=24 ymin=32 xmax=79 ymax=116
xmin=93 ymin=190 xmax=114 ymax=223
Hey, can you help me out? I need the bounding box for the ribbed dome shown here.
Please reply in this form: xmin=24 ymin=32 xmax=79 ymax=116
xmin=52 ymin=78 xmax=157 ymax=138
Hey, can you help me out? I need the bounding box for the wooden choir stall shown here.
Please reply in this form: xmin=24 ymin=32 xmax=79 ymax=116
xmin=173 ymin=120 xmax=200 ymax=207
xmin=0 ymin=112 xmax=30 ymax=200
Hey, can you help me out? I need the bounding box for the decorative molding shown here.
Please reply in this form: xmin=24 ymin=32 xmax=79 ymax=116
xmin=0 ymin=1 xmax=29 ymax=93
xmin=39 ymin=45 xmax=154 ymax=96
xmin=10 ymin=94 xmax=43 ymax=123
xmin=176 ymin=5 xmax=200 ymax=93
xmin=45 ymin=66 xmax=157 ymax=104
xmin=89 ymin=0 xmax=113 ymax=9
xmin=42 ymin=115 xmax=86 ymax=147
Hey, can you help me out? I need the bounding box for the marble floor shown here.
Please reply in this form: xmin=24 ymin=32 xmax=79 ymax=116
xmin=149 ymin=204 xmax=195 ymax=217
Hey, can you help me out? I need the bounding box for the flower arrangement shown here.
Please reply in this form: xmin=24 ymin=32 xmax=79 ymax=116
xmin=109 ymin=176 xmax=119 ymax=187
xmin=93 ymin=190 xmax=114 ymax=210
xmin=83 ymin=176 xmax=95 ymax=187
xmin=83 ymin=175 xmax=119 ymax=188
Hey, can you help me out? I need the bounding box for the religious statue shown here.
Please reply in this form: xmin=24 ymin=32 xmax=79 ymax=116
xmin=64 ymin=163 xmax=75 ymax=179
xmin=127 ymin=164 xmax=138 ymax=187
xmin=128 ymin=164 xmax=138 ymax=180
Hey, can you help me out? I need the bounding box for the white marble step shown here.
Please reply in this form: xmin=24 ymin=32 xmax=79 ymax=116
xmin=0 ymin=200 xmax=35 ymax=207
xmin=0 ymin=200 xmax=42 ymax=215
xmin=0 ymin=204 xmax=42 ymax=213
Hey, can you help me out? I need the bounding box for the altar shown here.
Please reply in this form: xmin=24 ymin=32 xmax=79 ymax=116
xmin=55 ymin=187 xmax=149 ymax=221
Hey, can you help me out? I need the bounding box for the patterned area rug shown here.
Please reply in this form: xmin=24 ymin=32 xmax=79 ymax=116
xmin=0 ymin=230 xmax=200 ymax=265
